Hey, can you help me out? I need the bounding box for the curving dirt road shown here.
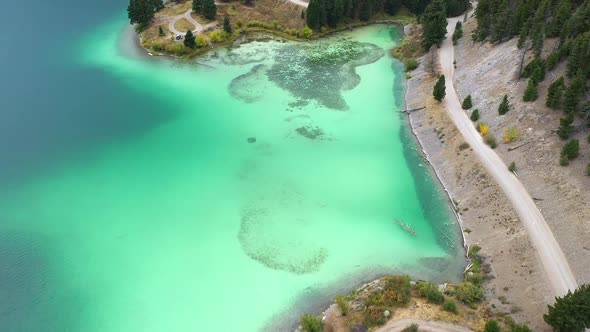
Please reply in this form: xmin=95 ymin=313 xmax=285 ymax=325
xmin=168 ymin=9 xmax=217 ymax=36
xmin=438 ymin=15 xmax=578 ymax=297
xmin=375 ymin=318 xmax=473 ymax=332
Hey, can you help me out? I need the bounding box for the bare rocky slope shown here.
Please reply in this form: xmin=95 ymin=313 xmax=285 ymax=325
xmin=406 ymin=50 xmax=551 ymax=330
xmin=453 ymin=16 xmax=590 ymax=287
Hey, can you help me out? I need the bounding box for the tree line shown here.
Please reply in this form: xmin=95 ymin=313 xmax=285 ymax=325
xmin=128 ymin=0 xmax=164 ymax=29
xmin=306 ymin=0 xmax=468 ymax=30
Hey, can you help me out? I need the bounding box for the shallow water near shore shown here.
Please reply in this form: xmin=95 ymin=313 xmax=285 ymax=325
xmin=0 ymin=9 xmax=465 ymax=332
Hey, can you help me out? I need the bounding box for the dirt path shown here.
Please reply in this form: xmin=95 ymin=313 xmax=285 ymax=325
xmin=438 ymin=15 xmax=577 ymax=297
xmin=285 ymin=0 xmax=308 ymax=8
xmin=168 ymin=9 xmax=217 ymax=36
xmin=374 ymin=318 xmax=473 ymax=332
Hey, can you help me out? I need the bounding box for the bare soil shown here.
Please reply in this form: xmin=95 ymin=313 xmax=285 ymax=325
xmin=453 ymin=16 xmax=590 ymax=289
xmin=403 ymin=26 xmax=552 ymax=330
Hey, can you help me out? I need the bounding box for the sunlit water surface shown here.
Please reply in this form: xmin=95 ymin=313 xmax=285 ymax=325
xmin=0 ymin=11 xmax=465 ymax=332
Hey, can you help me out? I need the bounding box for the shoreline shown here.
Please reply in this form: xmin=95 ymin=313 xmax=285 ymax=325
xmin=401 ymin=37 xmax=552 ymax=330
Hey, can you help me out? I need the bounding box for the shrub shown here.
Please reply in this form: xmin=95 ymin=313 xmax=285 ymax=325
xmin=508 ymin=161 xmax=516 ymax=172
xmin=195 ymin=35 xmax=208 ymax=48
xmin=484 ymin=320 xmax=500 ymax=332
xmin=302 ymin=26 xmax=313 ymax=39
xmin=364 ymin=305 xmax=388 ymax=327
xmin=442 ymin=299 xmax=458 ymax=314
xmin=561 ymin=139 xmax=580 ymax=165
xmin=208 ymin=30 xmax=228 ymax=43
xmin=459 ymin=142 xmax=470 ymax=150
xmin=335 ymin=295 xmax=349 ymax=316
xmin=453 ymin=282 xmax=484 ymax=304
xmin=417 ymin=282 xmax=445 ymax=304
xmin=503 ymin=127 xmax=520 ymax=143
xmin=477 ymin=122 xmax=489 ymax=135
xmin=511 ymin=323 xmax=532 ymax=332
xmin=470 ymin=109 xmax=480 ymax=122
xmin=560 ymin=154 xmax=570 ymax=166
xmin=484 ymin=133 xmax=497 ymax=149
xmin=404 ymin=58 xmax=419 ymax=72
xmin=462 ymin=95 xmax=473 ymax=110
xmin=300 ymin=314 xmax=323 ymax=332
xmin=382 ymin=275 xmax=412 ymax=306
xmin=544 ymin=284 xmax=590 ymax=332
xmin=587 ymin=163 xmax=590 ymax=176
xmin=401 ymin=323 xmax=419 ymax=332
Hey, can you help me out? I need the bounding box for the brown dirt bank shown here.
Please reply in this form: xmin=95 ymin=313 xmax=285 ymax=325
xmin=403 ymin=32 xmax=551 ymax=330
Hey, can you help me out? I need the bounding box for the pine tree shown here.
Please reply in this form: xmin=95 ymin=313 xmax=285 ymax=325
xmin=557 ymin=114 xmax=574 ymax=139
xmin=470 ymin=109 xmax=480 ymax=122
xmin=223 ymin=15 xmax=232 ymax=34
xmin=306 ymin=0 xmax=321 ymax=29
xmin=433 ymin=75 xmax=446 ymax=101
xmin=498 ymin=95 xmax=510 ymax=115
xmin=548 ymin=0 xmax=572 ymax=37
xmin=128 ymin=0 xmax=156 ymax=28
xmin=193 ymin=0 xmax=203 ymax=14
xmin=564 ymin=77 xmax=585 ymax=113
xmin=202 ymin=0 xmax=217 ymax=19
xmin=523 ymin=79 xmax=539 ymax=102
xmin=422 ymin=0 xmax=447 ymax=50
xmin=462 ymin=94 xmax=473 ymax=109
xmin=453 ymin=21 xmax=463 ymax=44
xmin=546 ymin=77 xmax=565 ymax=109
xmin=559 ymin=139 xmax=580 ymax=164
xmin=184 ymin=30 xmax=196 ymax=48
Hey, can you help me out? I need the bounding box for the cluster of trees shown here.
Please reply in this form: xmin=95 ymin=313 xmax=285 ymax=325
xmin=127 ymin=0 xmax=164 ymax=29
xmin=193 ymin=0 xmax=217 ymax=19
xmin=474 ymin=0 xmax=590 ymax=152
xmin=305 ymin=0 xmax=468 ymax=30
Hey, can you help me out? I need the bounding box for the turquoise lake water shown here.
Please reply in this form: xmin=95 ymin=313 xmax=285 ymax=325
xmin=0 ymin=4 xmax=465 ymax=331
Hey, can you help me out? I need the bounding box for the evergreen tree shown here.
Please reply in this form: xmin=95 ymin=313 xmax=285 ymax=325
xmin=564 ymin=77 xmax=586 ymax=113
xmin=560 ymin=139 xmax=580 ymax=164
xmin=567 ymin=32 xmax=590 ymax=78
xmin=453 ymin=20 xmax=463 ymax=44
xmin=150 ymin=0 xmax=164 ymax=11
xmin=306 ymin=0 xmax=321 ymax=29
xmin=385 ymin=0 xmax=401 ymax=15
xmin=470 ymin=109 xmax=480 ymax=122
xmin=159 ymin=25 xmax=165 ymax=36
xmin=523 ymin=79 xmax=539 ymax=102
xmin=223 ymin=15 xmax=232 ymax=34
xmin=557 ymin=114 xmax=575 ymax=139
xmin=548 ymin=0 xmax=572 ymax=37
xmin=184 ymin=30 xmax=196 ymax=48
xmin=498 ymin=95 xmax=510 ymax=115
xmin=193 ymin=0 xmax=203 ymax=14
xmin=462 ymin=94 xmax=473 ymax=109
xmin=202 ymin=0 xmax=217 ymax=19
xmin=422 ymin=0 xmax=447 ymax=50
xmin=546 ymin=77 xmax=565 ymax=109
xmin=433 ymin=75 xmax=446 ymax=101
xmin=128 ymin=0 xmax=156 ymax=28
